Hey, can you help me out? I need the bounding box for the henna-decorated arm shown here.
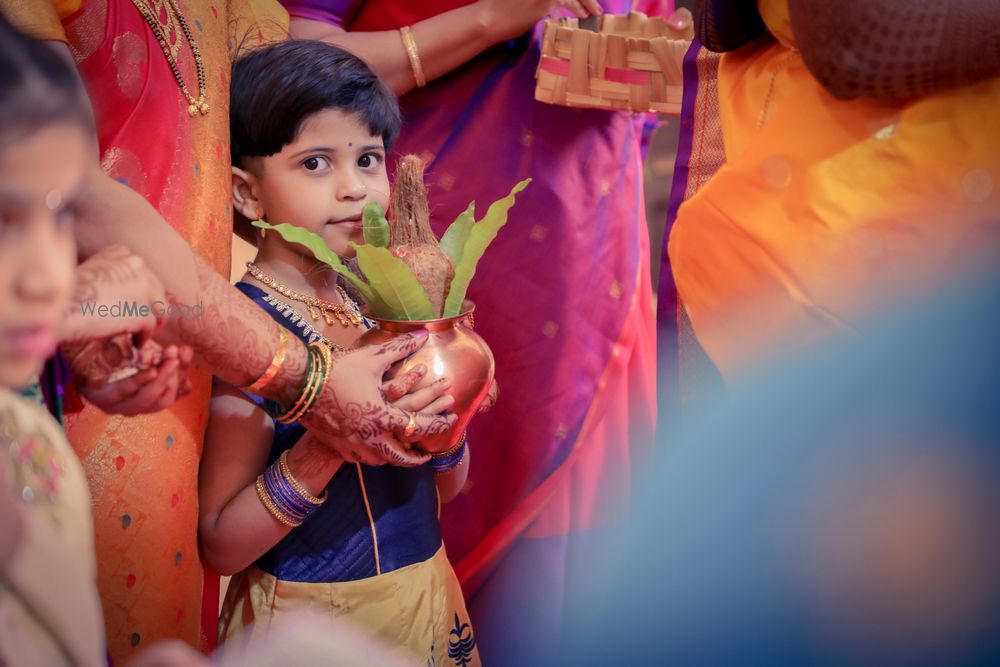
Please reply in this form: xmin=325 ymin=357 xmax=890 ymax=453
xmin=72 ymin=165 xmax=308 ymax=406
xmin=789 ymin=0 xmax=1000 ymax=100
xmin=73 ymin=166 xmax=453 ymax=461
xmin=299 ymin=332 xmax=456 ymax=467
xmin=59 ymin=244 xmax=163 ymax=345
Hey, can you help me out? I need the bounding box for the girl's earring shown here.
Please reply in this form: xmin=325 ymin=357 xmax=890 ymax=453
xmin=256 ymin=218 xmax=267 ymax=239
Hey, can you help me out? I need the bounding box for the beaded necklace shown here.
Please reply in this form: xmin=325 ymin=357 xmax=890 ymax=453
xmin=131 ymin=0 xmax=209 ymax=116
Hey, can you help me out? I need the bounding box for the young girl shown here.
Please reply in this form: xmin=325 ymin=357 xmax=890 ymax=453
xmin=200 ymin=40 xmax=480 ymax=667
xmin=0 ymin=17 xmax=208 ymax=667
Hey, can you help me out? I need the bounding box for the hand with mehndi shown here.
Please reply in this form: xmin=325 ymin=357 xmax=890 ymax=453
xmin=60 ymin=243 xmax=195 ymax=415
xmin=301 ymin=331 xmax=457 ymax=467
xmin=60 ymin=244 xmax=166 ymax=345
xmin=381 ymin=363 xmax=455 ymax=415
xmin=71 ymin=339 xmax=194 ymax=416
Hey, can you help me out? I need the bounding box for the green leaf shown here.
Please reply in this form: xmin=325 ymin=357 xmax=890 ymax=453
xmin=251 ymin=220 xmax=376 ymax=304
xmin=443 ymin=179 xmax=531 ymax=317
xmin=439 ymin=202 xmax=476 ymax=266
xmin=362 ymin=202 xmax=389 ymax=248
xmin=351 ymin=243 xmax=436 ymax=320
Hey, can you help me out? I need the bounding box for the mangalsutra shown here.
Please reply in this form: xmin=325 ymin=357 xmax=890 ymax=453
xmin=131 ymin=0 xmax=209 ymax=116
xmin=755 ymin=50 xmax=799 ymax=133
xmin=246 ymin=262 xmax=363 ymax=328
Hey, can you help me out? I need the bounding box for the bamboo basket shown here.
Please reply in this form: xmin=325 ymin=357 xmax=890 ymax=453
xmin=534 ymin=12 xmax=691 ymax=114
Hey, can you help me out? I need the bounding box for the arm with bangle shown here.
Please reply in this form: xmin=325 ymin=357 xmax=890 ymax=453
xmin=71 ymin=164 xmax=453 ymax=465
xmin=199 ymin=381 xmax=345 ymax=576
xmin=432 ymin=432 xmax=471 ymax=503
xmin=288 ymin=0 xmax=603 ymax=95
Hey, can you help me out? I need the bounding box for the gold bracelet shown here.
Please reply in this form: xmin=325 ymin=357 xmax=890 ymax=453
xmin=275 ymin=350 xmax=316 ymax=424
xmin=255 ymin=474 xmax=300 ymax=527
xmin=399 ymin=26 xmax=427 ymax=88
xmin=431 ymin=431 xmax=468 ymax=459
xmin=243 ymin=327 xmax=288 ymax=394
xmin=278 ymin=450 xmax=327 ymax=505
xmin=296 ymin=341 xmax=333 ymax=422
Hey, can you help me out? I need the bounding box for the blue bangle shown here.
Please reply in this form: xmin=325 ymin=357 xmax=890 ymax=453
xmin=264 ymin=463 xmax=307 ymax=521
xmin=431 ymin=441 xmax=467 ymax=474
xmin=263 ymin=459 xmax=320 ymax=522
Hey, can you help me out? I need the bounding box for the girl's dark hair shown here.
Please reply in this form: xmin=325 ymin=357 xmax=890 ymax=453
xmin=0 ymin=14 xmax=92 ymax=143
xmin=230 ymin=39 xmax=401 ymax=167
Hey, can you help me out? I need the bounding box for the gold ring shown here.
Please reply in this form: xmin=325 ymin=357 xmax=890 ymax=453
xmin=402 ymin=411 xmax=417 ymax=439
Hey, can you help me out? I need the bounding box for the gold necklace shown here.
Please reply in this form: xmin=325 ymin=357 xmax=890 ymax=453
xmin=246 ymin=262 xmax=363 ymax=328
xmin=131 ymin=0 xmax=209 ymax=116
xmin=256 ymin=291 xmax=344 ymax=351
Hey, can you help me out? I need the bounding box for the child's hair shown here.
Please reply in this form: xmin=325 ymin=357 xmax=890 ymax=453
xmin=230 ymin=39 xmax=401 ymax=168
xmin=0 ymin=14 xmax=92 ymax=145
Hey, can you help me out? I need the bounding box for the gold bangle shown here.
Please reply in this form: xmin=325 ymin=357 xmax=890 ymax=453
xmin=255 ymin=474 xmax=300 ymax=527
xmin=431 ymin=431 xmax=468 ymax=459
xmin=243 ymin=327 xmax=288 ymax=394
xmin=399 ymin=26 xmax=427 ymax=88
xmin=278 ymin=450 xmax=327 ymax=505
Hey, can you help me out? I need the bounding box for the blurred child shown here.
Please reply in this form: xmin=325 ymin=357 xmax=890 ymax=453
xmin=200 ymin=40 xmax=479 ymax=666
xmin=0 ymin=16 xmax=206 ymax=667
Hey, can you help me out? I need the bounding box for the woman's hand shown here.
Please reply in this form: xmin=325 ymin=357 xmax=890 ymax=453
xmin=71 ymin=340 xmax=193 ymax=415
xmin=667 ymin=7 xmax=694 ymax=40
xmin=477 ymin=378 xmax=499 ymax=414
xmin=60 ymin=244 xmax=166 ymax=345
xmin=301 ymin=332 xmax=456 ymax=467
xmin=382 ymin=363 xmax=456 ymax=415
xmin=476 ymin=0 xmax=603 ymax=43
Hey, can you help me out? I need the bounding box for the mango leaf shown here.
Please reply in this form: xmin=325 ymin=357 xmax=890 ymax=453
xmin=439 ymin=202 xmax=476 ymax=266
xmin=251 ymin=220 xmax=376 ymax=305
xmin=362 ymin=202 xmax=389 ymax=248
xmin=443 ymin=179 xmax=531 ymax=318
xmin=351 ymin=243 xmax=436 ymax=320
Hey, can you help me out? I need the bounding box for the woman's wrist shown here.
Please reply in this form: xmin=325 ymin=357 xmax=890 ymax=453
xmin=260 ymin=335 xmax=309 ymax=407
xmin=469 ymin=1 xmax=513 ymax=48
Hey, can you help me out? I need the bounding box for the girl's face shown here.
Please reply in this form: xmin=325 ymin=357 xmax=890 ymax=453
xmin=0 ymin=123 xmax=85 ymax=388
xmin=238 ymin=109 xmax=391 ymax=259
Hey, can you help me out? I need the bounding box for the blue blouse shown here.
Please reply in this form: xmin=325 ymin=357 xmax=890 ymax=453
xmin=236 ymin=281 xmax=442 ymax=583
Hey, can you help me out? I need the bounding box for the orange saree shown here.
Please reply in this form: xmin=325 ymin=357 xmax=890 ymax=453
xmin=668 ymin=0 xmax=1000 ymax=379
